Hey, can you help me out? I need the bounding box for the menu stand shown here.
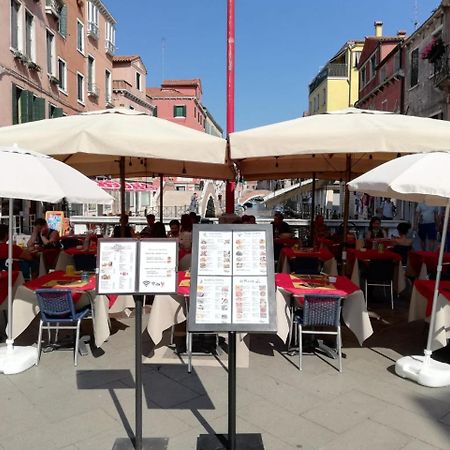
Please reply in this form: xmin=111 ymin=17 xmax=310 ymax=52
xmin=196 ymin=331 xmax=264 ymax=450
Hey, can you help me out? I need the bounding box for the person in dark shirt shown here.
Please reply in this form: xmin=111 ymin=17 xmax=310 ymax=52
xmin=272 ymin=212 xmax=292 ymax=238
xmin=150 ymin=222 xmax=167 ymax=238
xmin=112 ymin=214 xmax=136 ymax=238
xmin=27 ymin=218 xmax=61 ymax=249
xmin=140 ymin=214 xmax=155 ymax=237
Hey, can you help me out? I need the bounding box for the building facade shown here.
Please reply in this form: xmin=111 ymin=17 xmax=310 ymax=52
xmin=1 ymin=0 xmax=117 ymax=127
xmin=356 ymin=22 xmax=406 ymax=112
xmin=308 ymin=40 xmax=364 ymax=115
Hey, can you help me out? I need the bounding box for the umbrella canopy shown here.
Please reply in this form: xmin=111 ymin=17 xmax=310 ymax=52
xmin=348 ymin=152 xmax=450 ymax=387
xmin=348 ymin=152 xmax=450 ymax=207
xmin=0 ymin=145 xmax=113 ymax=204
xmin=0 ymin=109 xmax=233 ymax=180
xmin=229 ymin=108 xmax=450 ymax=180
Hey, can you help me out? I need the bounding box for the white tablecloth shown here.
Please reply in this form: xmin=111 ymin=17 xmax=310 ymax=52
xmin=0 ymin=272 xmax=25 ymax=311
xmin=409 ymin=285 xmax=450 ymax=351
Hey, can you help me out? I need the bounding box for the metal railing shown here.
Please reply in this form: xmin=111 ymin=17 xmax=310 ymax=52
xmin=87 ymin=21 xmax=99 ymax=40
xmin=309 ymin=64 xmax=348 ymax=93
xmin=433 ymin=46 xmax=450 ymax=88
xmin=87 ymin=83 xmax=99 ymax=97
xmin=105 ymin=40 xmax=116 ymax=56
xmin=45 ymin=0 xmax=64 ymax=17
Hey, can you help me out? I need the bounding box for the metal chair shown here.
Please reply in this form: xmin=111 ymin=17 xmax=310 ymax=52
xmin=290 ymin=256 xmax=321 ymax=275
xmin=294 ymin=294 xmax=342 ymax=372
xmin=73 ymin=253 xmax=97 ymax=272
xmin=362 ymin=259 xmax=395 ymax=309
xmin=35 ymin=289 xmax=91 ymax=366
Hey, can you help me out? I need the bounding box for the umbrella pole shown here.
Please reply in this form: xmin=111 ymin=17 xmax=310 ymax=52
xmin=119 ymin=157 xmax=126 ymax=237
xmin=310 ymin=173 xmax=316 ymax=246
xmin=159 ymin=174 xmax=163 ymax=223
xmin=6 ymin=198 xmax=14 ymax=352
xmin=342 ymin=154 xmax=352 ymax=273
xmin=424 ymin=200 xmax=450 ymax=362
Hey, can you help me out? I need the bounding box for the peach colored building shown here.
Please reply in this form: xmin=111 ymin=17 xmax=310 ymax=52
xmin=112 ymin=55 xmax=154 ymax=113
xmin=147 ymin=79 xmax=222 ymax=134
xmin=0 ymin=0 xmax=117 ymax=127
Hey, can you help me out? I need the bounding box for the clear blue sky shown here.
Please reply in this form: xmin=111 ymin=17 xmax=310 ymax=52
xmin=106 ymin=0 xmax=439 ymax=132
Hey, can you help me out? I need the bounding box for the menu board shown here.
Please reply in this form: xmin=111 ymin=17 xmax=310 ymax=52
xmin=138 ymin=240 xmax=177 ymax=293
xmin=189 ymin=224 xmax=276 ymax=333
xmin=97 ymin=240 xmax=138 ymax=294
xmin=97 ymin=238 xmax=178 ymax=295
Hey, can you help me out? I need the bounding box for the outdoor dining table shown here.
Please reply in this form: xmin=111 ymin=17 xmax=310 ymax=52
xmin=36 ymin=247 xmax=62 ymax=276
xmin=409 ymin=279 xmax=450 ymax=350
xmin=277 ymin=246 xmax=338 ymax=275
xmin=348 ymin=248 xmax=406 ymax=293
xmin=54 ymin=245 xmax=97 ymax=271
xmin=275 ymin=273 xmax=373 ymax=346
xmin=407 ymin=250 xmax=450 ymax=279
xmin=0 ymin=270 xmax=25 ymax=310
xmin=365 ymin=238 xmax=396 ymax=250
xmin=10 ymin=270 xmax=134 ymax=347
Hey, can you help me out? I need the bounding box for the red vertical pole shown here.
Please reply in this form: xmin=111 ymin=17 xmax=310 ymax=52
xmin=225 ymin=0 xmax=235 ymax=214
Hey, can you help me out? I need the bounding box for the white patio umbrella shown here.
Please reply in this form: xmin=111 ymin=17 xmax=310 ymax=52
xmin=0 ymin=145 xmax=113 ymax=375
xmin=348 ymin=152 xmax=450 ymax=387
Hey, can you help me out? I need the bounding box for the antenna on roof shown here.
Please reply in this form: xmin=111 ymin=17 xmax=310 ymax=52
xmin=413 ymin=0 xmax=419 ymax=30
xmin=161 ymin=37 xmax=166 ymax=83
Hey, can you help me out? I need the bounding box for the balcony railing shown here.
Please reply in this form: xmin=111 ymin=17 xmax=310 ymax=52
xmin=105 ymin=40 xmax=116 ymax=56
xmin=87 ymin=83 xmax=99 ymax=97
xmin=45 ymin=0 xmax=64 ymax=17
xmin=87 ymin=21 xmax=99 ymax=40
xmin=433 ymin=46 xmax=450 ymax=89
xmin=309 ymin=63 xmax=348 ymax=93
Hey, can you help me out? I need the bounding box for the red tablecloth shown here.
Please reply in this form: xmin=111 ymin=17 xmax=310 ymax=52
xmin=179 ymin=248 xmax=191 ymax=262
xmin=408 ymin=251 xmax=450 ymax=276
xmin=177 ymin=271 xmax=190 ymax=296
xmin=280 ymin=247 xmax=334 ymax=262
xmin=275 ymin=273 xmax=359 ymax=299
xmin=0 ymin=271 xmax=20 ymax=305
xmin=64 ymin=246 xmax=97 ymax=256
xmin=33 ymin=247 xmax=61 ymax=270
xmin=414 ymin=279 xmax=450 ymax=317
xmin=347 ymin=248 xmax=401 ymax=267
xmin=274 ymin=238 xmax=301 ymax=247
xmin=25 ymin=271 xmax=96 ymax=303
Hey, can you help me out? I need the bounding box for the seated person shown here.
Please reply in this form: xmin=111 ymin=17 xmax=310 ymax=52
xmin=168 ymin=219 xmax=180 ymax=238
xmin=112 ymin=214 xmax=136 ymax=238
xmin=150 ymin=222 xmax=167 ymax=238
xmin=179 ymin=214 xmax=193 ymax=251
xmin=140 ymin=214 xmax=155 ymax=238
xmin=0 ymin=224 xmax=36 ymax=279
xmin=394 ymin=222 xmax=413 ymax=247
xmin=27 ymin=218 xmax=61 ymax=249
xmin=272 ymin=212 xmax=293 ymax=239
xmin=365 ymin=217 xmax=387 ymax=241
xmin=189 ymin=211 xmax=200 ymax=225
xmin=313 ymin=214 xmax=329 ymax=244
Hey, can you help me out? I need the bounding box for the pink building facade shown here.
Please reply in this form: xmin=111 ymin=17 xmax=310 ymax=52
xmin=0 ymin=0 xmax=118 ymax=127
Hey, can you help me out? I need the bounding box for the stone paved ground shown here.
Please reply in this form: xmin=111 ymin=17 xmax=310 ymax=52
xmin=1 ymin=294 xmax=450 ymax=450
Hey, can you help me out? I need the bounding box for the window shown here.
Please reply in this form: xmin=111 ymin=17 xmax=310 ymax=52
xmin=136 ymin=72 xmax=142 ymax=91
xmin=10 ymin=0 xmax=21 ymax=50
xmin=25 ymin=10 xmax=34 ymax=60
xmin=153 ymin=106 xmax=158 ymax=117
xmin=173 ymin=105 xmax=186 ymax=117
xmin=105 ymin=69 xmax=112 ymax=103
xmin=58 ymin=58 xmax=67 ymax=92
xmin=105 ymin=21 xmax=115 ymax=55
xmin=370 ymin=55 xmax=376 ymax=77
xmin=87 ymin=1 xmax=99 ymax=39
xmin=58 ymin=5 xmax=67 ymax=38
xmin=77 ymin=20 xmax=84 ymax=53
xmin=46 ymin=30 xmax=55 ymax=75
xmin=322 ymin=88 xmax=326 ymax=105
xmin=77 ymin=73 xmax=84 ymax=103
xmin=49 ymin=103 xmax=63 ymax=119
xmin=353 ymin=51 xmax=361 ymax=68
xmin=87 ymin=55 xmax=95 ymax=90
xmin=361 ymin=66 xmax=366 ymax=86
xmin=410 ymin=48 xmax=419 ymax=87
xmin=12 ymin=85 xmax=45 ymax=124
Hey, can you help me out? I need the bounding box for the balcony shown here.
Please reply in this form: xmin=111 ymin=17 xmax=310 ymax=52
xmin=105 ymin=40 xmax=116 ymax=56
xmin=87 ymin=83 xmax=99 ymax=97
xmin=309 ymin=63 xmax=348 ymax=94
xmin=87 ymin=21 xmax=99 ymax=40
xmin=433 ymin=46 xmax=450 ymax=90
xmin=45 ymin=0 xmax=64 ymax=18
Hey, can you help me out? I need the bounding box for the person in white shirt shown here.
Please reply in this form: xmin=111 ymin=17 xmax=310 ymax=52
xmin=415 ymin=203 xmax=439 ymax=251
xmin=382 ymin=198 xmax=395 ymax=220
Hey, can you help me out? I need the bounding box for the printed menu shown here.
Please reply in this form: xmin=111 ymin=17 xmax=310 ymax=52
xmin=98 ymin=241 xmax=137 ymax=294
xmin=195 ymin=276 xmax=232 ymax=324
xmin=138 ymin=240 xmax=177 ymax=293
xmin=233 ymin=231 xmax=267 ymax=276
xmin=197 ymin=231 xmax=232 ymax=275
xmin=232 ymin=277 xmax=269 ymax=324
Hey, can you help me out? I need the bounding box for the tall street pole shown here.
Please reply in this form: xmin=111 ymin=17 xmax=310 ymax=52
xmin=225 ymin=0 xmax=235 ymax=214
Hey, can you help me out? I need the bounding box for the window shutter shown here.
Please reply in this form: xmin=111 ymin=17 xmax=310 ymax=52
xmin=33 ymin=97 xmax=45 ymax=121
xmin=11 ymin=84 xmax=18 ymax=125
xmin=20 ymin=90 xmax=33 ymax=123
xmin=53 ymin=107 xmax=64 ymax=118
xmin=59 ymin=5 xmax=67 ymax=38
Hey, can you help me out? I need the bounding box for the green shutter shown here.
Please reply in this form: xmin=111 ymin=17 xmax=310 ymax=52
xmin=59 ymin=5 xmax=67 ymax=38
xmin=173 ymin=105 xmax=177 ymax=117
xmin=33 ymin=97 xmax=45 ymax=121
xmin=20 ymin=90 xmax=33 ymax=123
xmin=11 ymin=84 xmax=18 ymax=125
xmin=53 ymin=107 xmax=64 ymax=118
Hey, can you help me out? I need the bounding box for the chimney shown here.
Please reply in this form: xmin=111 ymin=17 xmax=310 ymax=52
xmin=397 ymin=30 xmax=407 ymax=38
xmin=374 ymin=21 xmax=383 ymax=37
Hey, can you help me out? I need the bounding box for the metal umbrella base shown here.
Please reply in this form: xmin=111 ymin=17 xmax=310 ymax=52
xmin=112 ymin=438 xmax=169 ymax=450
xmin=197 ymin=433 xmax=264 ymax=450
